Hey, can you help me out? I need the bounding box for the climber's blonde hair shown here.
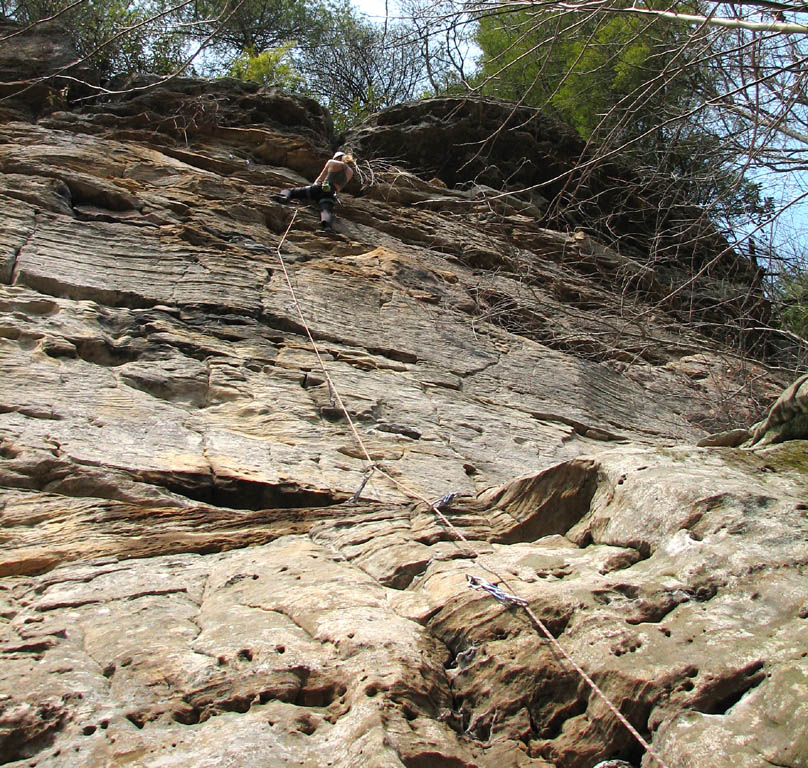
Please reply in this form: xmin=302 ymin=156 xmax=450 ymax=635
xmin=334 ymin=151 xmax=355 ymax=164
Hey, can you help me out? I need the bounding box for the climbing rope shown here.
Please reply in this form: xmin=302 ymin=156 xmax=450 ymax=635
xmin=275 ymin=211 xmax=377 ymax=470
xmin=274 ymin=214 xmax=671 ymax=768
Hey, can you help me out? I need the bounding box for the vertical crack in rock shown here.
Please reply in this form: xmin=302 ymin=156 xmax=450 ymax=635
xmin=203 ymin=357 xmax=213 ymax=408
xmin=257 ymin=264 xmax=273 ymax=301
xmin=198 ymin=424 xmax=217 ymax=492
xmin=170 ymin=250 xmax=203 ymax=306
xmin=8 ymin=213 xmax=38 ymax=287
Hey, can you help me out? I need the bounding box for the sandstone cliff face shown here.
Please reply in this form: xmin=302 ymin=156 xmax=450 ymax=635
xmin=1 ymin=27 xmax=807 ymax=768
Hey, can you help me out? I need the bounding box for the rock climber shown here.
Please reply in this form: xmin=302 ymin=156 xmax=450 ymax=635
xmin=275 ymin=151 xmax=355 ymax=231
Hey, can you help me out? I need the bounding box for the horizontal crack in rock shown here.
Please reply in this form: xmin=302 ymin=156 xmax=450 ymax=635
xmin=135 ymin=469 xmax=349 ymax=511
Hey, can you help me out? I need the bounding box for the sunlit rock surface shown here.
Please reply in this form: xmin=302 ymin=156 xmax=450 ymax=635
xmin=1 ymin=23 xmax=806 ymax=768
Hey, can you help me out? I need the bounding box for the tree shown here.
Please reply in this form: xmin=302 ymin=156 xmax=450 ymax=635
xmin=185 ymin=0 xmax=331 ymax=67
xmin=467 ymin=2 xmax=808 ymax=217
xmin=472 ymin=1 xmax=777 ymax=237
xmin=295 ymin=2 xmax=428 ymax=130
xmin=772 ymin=260 xmax=808 ymax=340
xmin=397 ymin=0 xmax=478 ymax=95
xmin=5 ymin=0 xmax=187 ymax=77
xmin=228 ymin=41 xmax=304 ymax=91
xmin=2 ymin=0 xmax=442 ymax=130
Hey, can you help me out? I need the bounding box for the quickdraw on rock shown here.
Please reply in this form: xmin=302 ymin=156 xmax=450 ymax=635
xmin=351 ymin=465 xmax=377 ymax=503
xmin=432 ymin=492 xmax=457 ymax=509
xmin=466 ymin=574 xmax=528 ymax=607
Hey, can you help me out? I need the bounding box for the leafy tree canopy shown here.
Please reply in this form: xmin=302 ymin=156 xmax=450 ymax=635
xmin=5 ymin=0 xmax=187 ymax=76
xmin=473 ymin=1 xmax=771 ymax=232
xmin=188 ymin=0 xmax=332 ymax=64
xmin=228 ymin=42 xmax=304 ymax=91
xmin=474 ymin=3 xmax=696 ymax=138
xmin=295 ymin=1 xmax=428 ymax=131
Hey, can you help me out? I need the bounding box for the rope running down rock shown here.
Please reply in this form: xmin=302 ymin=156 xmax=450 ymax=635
xmin=274 ymin=213 xmax=672 ymax=768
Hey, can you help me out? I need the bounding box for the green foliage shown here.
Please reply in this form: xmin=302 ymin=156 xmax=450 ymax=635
xmin=296 ymin=1 xmax=426 ymax=130
xmin=473 ymin=2 xmax=771 ymax=231
xmin=8 ymin=0 xmax=186 ymax=77
xmin=474 ymin=4 xmax=698 ymax=141
xmin=8 ymin=0 xmax=336 ymax=81
xmin=6 ymin=0 xmax=433 ymax=130
xmin=189 ymin=0 xmax=332 ymax=66
xmin=228 ymin=43 xmax=304 ymax=91
xmin=775 ymin=267 xmax=808 ymax=340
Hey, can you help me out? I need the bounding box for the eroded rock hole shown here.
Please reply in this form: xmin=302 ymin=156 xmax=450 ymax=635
xmin=692 ymin=661 xmax=765 ymax=715
xmin=400 ymin=752 xmax=486 ymax=768
xmin=125 ymin=713 xmax=146 ymax=729
xmin=171 ymin=706 xmax=202 ymax=725
xmin=72 ymin=338 xmax=142 ymax=367
xmin=219 ymin=695 xmax=252 ymax=714
xmin=536 ymin=694 xmax=588 ymax=740
xmin=294 ymin=715 xmax=318 ymax=735
xmin=376 ymin=423 xmax=421 ymax=440
xmin=301 ymin=372 xmax=325 ymax=389
xmin=0 ymin=700 xmax=66 ymax=765
xmin=297 ymin=678 xmax=338 ymax=708
xmin=0 ymin=440 xmax=21 ymax=459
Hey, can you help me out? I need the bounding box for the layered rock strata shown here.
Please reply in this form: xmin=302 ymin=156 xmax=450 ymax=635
xmin=1 ymin=23 xmax=807 ymax=768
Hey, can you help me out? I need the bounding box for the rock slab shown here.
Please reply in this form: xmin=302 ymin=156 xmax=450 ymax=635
xmin=1 ymin=30 xmax=806 ymax=768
